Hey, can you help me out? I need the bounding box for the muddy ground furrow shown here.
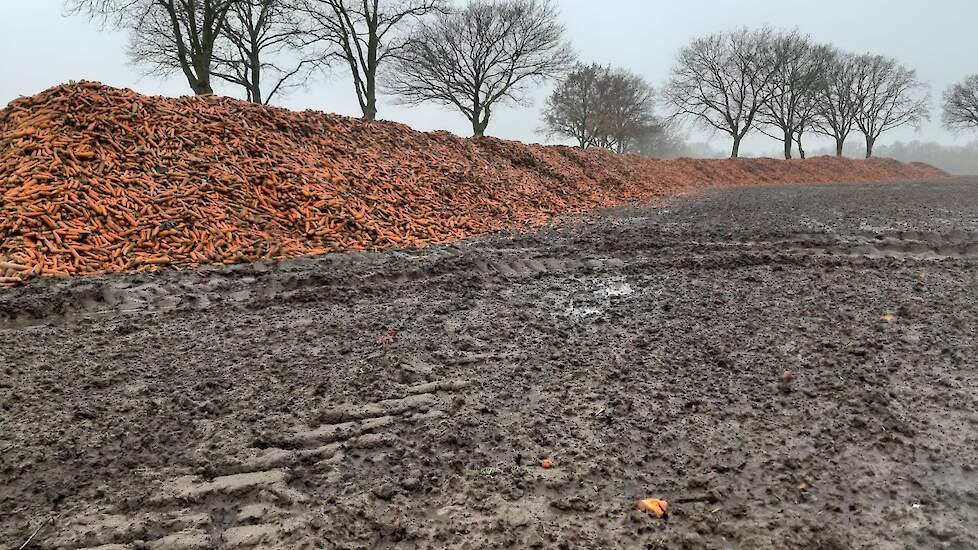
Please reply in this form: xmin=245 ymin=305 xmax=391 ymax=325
xmin=4 ymin=228 xmax=978 ymax=331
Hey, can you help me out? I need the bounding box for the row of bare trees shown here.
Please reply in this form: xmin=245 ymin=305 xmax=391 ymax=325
xmin=67 ymin=5 xmax=968 ymax=154
xmin=66 ymin=0 xmax=442 ymax=109
xmin=663 ymin=27 xmax=931 ymax=159
xmin=542 ymin=27 xmax=949 ymax=160
xmin=67 ymin=0 xmax=572 ymax=134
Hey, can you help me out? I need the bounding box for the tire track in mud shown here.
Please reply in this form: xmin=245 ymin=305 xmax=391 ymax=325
xmin=2 ymin=230 xmax=977 ymax=329
xmin=40 ymin=379 xmax=471 ymax=549
xmin=0 ymin=252 xmax=629 ymax=328
xmin=737 ymin=230 xmax=978 ymax=261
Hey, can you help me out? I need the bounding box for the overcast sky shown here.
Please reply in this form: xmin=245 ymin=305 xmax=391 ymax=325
xmin=2 ymin=0 xmax=976 ymax=155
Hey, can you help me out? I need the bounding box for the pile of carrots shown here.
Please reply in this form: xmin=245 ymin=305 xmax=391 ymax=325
xmin=0 ymin=82 xmax=947 ymax=285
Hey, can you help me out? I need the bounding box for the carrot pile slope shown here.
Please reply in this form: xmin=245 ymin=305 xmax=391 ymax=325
xmin=0 ymin=82 xmax=948 ymax=284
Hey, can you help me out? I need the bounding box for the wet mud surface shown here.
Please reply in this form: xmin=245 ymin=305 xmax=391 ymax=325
xmin=2 ymin=178 xmax=978 ymax=549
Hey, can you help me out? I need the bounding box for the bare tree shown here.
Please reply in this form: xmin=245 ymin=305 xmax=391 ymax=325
xmin=542 ymin=63 xmax=604 ymax=148
xmin=67 ymin=0 xmax=239 ymax=95
xmin=295 ymin=0 xmax=444 ymax=120
xmin=663 ymin=27 xmax=785 ymax=158
xmin=214 ymin=0 xmax=318 ymax=104
xmin=791 ymin=88 xmax=822 ymax=159
xmin=757 ymin=32 xmax=830 ymax=159
xmin=943 ymin=75 xmax=978 ymax=131
xmin=788 ymin=46 xmax=833 ymax=160
xmin=542 ymin=63 xmax=655 ymax=152
xmin=590 ymin=68 xmax=656 ymax=153
xmin=812 ymin=50 xmax=860 ymax=157
xmin=390 ymin=0 xmax=574 ymax=137
xmin=851 ymin=54 xmax=930 ymax=158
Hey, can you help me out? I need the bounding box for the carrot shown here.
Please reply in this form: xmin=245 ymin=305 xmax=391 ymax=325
xmin=0 ymin=261 xmax=29 ymax=272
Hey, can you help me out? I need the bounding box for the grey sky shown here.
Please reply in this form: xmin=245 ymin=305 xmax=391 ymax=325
xmin=2 ymin=1 xmax=976 ymax=155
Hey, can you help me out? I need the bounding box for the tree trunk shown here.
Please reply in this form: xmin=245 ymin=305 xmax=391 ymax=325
xmin=835 ymin=137 xmax=845 ymax=157
xmin=471 ymin=104 xmax=491 ymax=137
xmin=865 ymin=135 xmax=875 ymax=158
xmin=363 ymin=97 xmax=377 ymax=121
xmin=471 ymin=112 xmax=486 ymax=137
xmin=472 ymin=116 xmax=490 ymax=137
xmin=188 ymin=61 xmax=213 ymax=95
xmin=362 ymin=72 xmax=378 ymax=120
xmin=191 ymin=79 xmax=214 ymax=95
xmin=190 ymin=54 xmax=214 ymax=95
xmin=250 ymin=52 xmax=262 ymax=104
xmin=795 ymin=132 xmax=806 ymax=159
xmin=782 ymin=128 xmax=792 ymax=160
xmin=363 ymin=24 xmax=379 ymax=121
xmin=730 ymin=136 xmax=741 ymax=159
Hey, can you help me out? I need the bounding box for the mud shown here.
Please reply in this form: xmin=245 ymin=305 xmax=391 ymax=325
xmin=2 ymin=178 xmax=978 ymax=549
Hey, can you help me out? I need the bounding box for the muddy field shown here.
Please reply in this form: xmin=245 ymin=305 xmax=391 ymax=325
xmin=2 ymin=178 xmax=978 ymax=549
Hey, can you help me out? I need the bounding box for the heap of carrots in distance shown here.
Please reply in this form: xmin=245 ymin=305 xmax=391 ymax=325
xmin=0 ymin=82 xmax=947 ymax=285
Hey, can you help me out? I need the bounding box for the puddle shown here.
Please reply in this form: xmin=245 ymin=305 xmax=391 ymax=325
xmin=555 ymin=277 xmax=637 ymax=320
xmin=594 ymin=281 xmax=633 ymax=298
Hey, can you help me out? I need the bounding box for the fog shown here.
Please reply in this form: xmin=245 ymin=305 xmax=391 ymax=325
xmin=2 ymin=1 xmax=976 ymax=156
